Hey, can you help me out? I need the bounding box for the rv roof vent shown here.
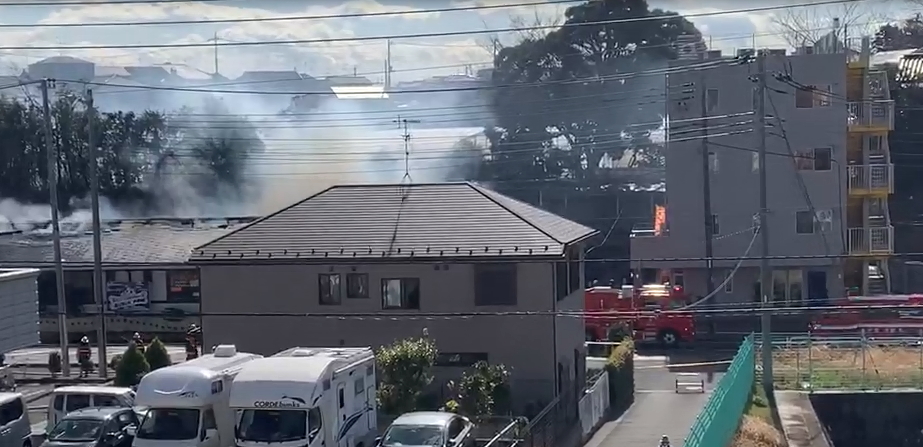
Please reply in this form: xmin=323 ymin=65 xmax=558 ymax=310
xmin=213 ymin=345 xmax=238 ymax=357
xmin=291 ymin=349 xmax=316 ymax=357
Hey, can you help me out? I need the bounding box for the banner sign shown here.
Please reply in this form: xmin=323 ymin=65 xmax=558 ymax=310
xmin=106 ymin=282 xmax=150 ymax=312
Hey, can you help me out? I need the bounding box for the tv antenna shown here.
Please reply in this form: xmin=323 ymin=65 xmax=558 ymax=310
xmin=394 ymin=116 xmax=421 ymax=186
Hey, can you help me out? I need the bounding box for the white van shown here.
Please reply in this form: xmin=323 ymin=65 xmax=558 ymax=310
xmin=46 ymin=386 xmax=135 ymax=434
xmin=230 ymin=347 xmax=376 ymax=447
xmin=133 ymin=345 xmax=262 ymax=447
xmin=0 ymin=393 xmax=30 ymax=447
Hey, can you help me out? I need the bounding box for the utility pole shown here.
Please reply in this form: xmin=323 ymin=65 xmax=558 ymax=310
xmin=699 ymin=73 xmax=715 ymax=299
xmin=43 ymin=79 xmax=70 ymax=377
xmin=385 ymin=40 xmax=392 ymax=90
xmin=86 ymin=88 xmax=107 ymax=379
xmin=756 ymin=51 xmax=773 ymax=392
xmin=210 ymin=32 xmax=219 ymax=75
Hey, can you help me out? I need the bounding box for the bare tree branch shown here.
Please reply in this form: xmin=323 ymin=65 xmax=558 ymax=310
xmin=770 ymin=2 xmax=892 ymax=50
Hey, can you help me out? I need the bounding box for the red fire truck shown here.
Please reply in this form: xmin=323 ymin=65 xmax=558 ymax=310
xmin=585 ymin=284 xmax=696 ymax=348
xmin=811 ymin=294 xmax=923 ymax=336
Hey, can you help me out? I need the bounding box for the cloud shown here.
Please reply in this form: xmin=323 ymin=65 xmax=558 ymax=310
xmin=0 ymin=1 xmax=487 ymax=80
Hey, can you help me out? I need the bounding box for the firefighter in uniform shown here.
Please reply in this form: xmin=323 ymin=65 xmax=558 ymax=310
xmin=132 ymin=332 xmax=146 ymax=354
xmin=77 ymin=336 xmax=93 ymax=378
xmin=659 ymin=435 xmax=672 ymax=447
xmin=185 ymin=324 xmax=200 ymax=361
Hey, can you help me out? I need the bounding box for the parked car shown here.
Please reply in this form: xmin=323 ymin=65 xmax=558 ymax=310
xmin=41 ymin=408 xmax=139 ymax=447
xmin=0 ymin=392 xmax=30 ymax=447
xmin=377 ymin=412 xmax=475 ymax=447
xmin=46 ymin=387 xmax=135 ymax=435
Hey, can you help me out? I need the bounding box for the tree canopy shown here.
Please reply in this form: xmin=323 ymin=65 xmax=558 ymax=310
xmin=475 ymin=0 xmax=697 ymax=281
xmin=0 ymin=92 xmax=264 ymax=218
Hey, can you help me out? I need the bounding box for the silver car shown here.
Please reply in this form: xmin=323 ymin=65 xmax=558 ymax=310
xmin=377 ymin=412 xmax=475 ymax=447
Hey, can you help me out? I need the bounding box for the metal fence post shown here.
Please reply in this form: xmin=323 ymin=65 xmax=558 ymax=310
xmin=861 ymin=328 xmax=868 ymax=388
xmin=807 ymin=331 xmax=813 ymax=390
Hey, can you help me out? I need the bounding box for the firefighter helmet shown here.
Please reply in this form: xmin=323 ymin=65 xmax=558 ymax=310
xmin=80 ymin=336 xmax=89 ymax=344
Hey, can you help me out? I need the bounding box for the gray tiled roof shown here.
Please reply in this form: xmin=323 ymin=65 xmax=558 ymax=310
xmin=0 ymin=218 xmax=254 ymax=268
xmin=190 ymin=182 xmax=598 ymax=263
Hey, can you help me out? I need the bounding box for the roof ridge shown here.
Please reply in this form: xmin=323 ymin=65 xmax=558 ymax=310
xmin=464 ymin=182 xmax=564 ymax=244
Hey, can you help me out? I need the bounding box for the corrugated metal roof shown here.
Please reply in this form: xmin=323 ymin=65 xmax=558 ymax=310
xmin=0 ymin=219 xmax=255 ymax=267
xmin=190 ymin=182 xmax=598 ymax=263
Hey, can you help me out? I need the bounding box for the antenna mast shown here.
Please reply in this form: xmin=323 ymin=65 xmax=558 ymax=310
xmin=394 ymin=116 xmax=421 ymax=185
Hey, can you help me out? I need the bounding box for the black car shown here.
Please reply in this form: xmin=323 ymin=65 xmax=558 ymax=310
xmin=41 ymin=407 xmax=139 ymax=447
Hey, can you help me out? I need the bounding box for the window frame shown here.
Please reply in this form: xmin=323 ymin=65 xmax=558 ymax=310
xmin=318 ymin=273 xmax=342 ymax=306
xmin=346 ymin=273 xmax=369 ymax=299
xmin=795 ymin=211 xmax=815 ymax=234
xmin=474 ymin=264 xmax=518 ymax=306
xmin=381 ymin=278 xmax=421 ymax=310
xmin=812 ymin=147 xmax=832 ymax=171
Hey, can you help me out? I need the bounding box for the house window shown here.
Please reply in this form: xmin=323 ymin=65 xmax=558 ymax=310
xmin=475 ymin=264 xmax=517 ymax=306
xmin=724 ymin=270 xmax=734 ymax=293
xmin=318 ymin=274 xmax=341 ymax=305
xmin=709 ymin=214 xmax=720 ymax=235
xmin=381 ymin=278 xmax=420 ymax=309
xmin=795 ymin=85 xmax=831 ymax=108
xmin=795 ymin=148 xmax=832 ymax=171
xmin=346 ymin=273 xmax=369 ymax=299
xmin=706 ymin=88 xmax=719 ymax=112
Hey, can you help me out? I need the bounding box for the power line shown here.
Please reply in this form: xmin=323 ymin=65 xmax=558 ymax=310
xmin=0 ymin=0 xmax=582 ymax=28
xmin=0 ymin=0 xmax=869 ymax=51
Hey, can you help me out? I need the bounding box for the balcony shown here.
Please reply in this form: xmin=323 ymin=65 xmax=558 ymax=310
xmin=847 ymin=226 xmax=893 ymax=256
xmin=848 ymin=100 xmax=894 ymax=132
xmin=630 ymin=223 xmax=666 ymax=238
xmin=847 ymin=164 xmax=894 ymax=196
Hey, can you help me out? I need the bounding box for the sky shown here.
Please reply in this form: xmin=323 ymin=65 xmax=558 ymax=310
xmin=0 ymin=0 xmax=916 ymax=81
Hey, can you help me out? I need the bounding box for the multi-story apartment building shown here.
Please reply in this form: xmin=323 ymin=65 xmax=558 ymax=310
xmin=630 ymin=38 xmax=894 ymax=304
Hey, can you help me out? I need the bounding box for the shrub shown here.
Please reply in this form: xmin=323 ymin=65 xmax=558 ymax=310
xmin=47 ymin=351 xmax=62 ymax=376
xmin=115 ymin=343 xmax=150 ymax=387
xmin=376 ymin=337 xmax=438 ymax=415
xmin=450 ymin=361 xmax=512 ymax=416
xmin=145 ymin=338 xmax=172 ymax=371
xmin=108 ymin=354 xmax=123 ymax=370
xmin=605 ymin=337 xmax=634 ymax=417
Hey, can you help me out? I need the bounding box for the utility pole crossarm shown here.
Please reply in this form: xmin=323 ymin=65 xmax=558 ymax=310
xmin=393 ymin=117 xmax=422 ymax=183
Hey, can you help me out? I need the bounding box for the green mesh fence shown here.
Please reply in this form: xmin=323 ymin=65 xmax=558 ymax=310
xmin=683 ymin=334 xmax=755 ymax=447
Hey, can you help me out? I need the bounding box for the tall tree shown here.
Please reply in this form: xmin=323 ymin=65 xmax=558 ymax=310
xmin=478 ymin=0 xmax=694 ymax=282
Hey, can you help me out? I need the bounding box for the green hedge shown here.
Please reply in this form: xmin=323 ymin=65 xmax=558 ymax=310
xmin=605 ymin=337 xmax=635 ymax=418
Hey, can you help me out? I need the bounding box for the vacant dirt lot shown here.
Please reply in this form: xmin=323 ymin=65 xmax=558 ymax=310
xmin=769 ymin=344 xmax=923 ymax=389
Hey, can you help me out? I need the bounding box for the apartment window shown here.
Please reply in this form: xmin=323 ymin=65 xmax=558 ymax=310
xmin=796 ymin=210 xmax=833 ymax=234
xmin=868 ymin=135 xmax=883 ymax=154
xmin=724 ymin=270 xmax=734 ymax=293
xmin=796 ymin=148 xmax=832 ymax=171
xmin=795 ymin=85 xmax=831 ymax=108
xmin=475 ymin=264 xmax=517 ymax=306
xmin=318 ymin=274 xmax=341 ymax=305
xmin=772 ymin=269 xmax=803 ymax=303
xmin=346 ymin=273 xmax=369 ymax=299
xmin=709 ymin=214 xmax=720 ymax=236
xmin=382 ymin=278 xmax=420 ymax=309
xmin=706 ymin=88 xmax=719 ymax=112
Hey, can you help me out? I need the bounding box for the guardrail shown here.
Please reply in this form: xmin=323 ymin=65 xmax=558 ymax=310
xmin=760 ymin=332 xmax=923 ymax=390
xmin=846 ymin=164 xmax=894 ymax=194
xmin=684 ymin=333 xmax=755 ymax=447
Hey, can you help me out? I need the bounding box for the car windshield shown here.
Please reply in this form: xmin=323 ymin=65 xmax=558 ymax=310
xmin=382 ymin=425 xmax=444 ymax=447
xmin=49 ymin=419 xmax=104 ymax=442
xmin=237 ymin=409 xmax=307 ymax=443
xmin=137 ymin=408 xmax=200 ymax=440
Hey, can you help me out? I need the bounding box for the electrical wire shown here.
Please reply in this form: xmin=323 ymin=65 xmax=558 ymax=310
xmin=679 ymin=230 xmax=760 ymax=310
xmin=0 ymin=0 xmax=583 ymax=28
xmin=0 ymin=0 xmax=871 ymax=51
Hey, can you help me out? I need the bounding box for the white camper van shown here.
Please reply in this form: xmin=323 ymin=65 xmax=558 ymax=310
xmin=133 ymin=345 xmax=263 ymax=447
xmin=230 ymin=347 xmax=376 ymax=447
